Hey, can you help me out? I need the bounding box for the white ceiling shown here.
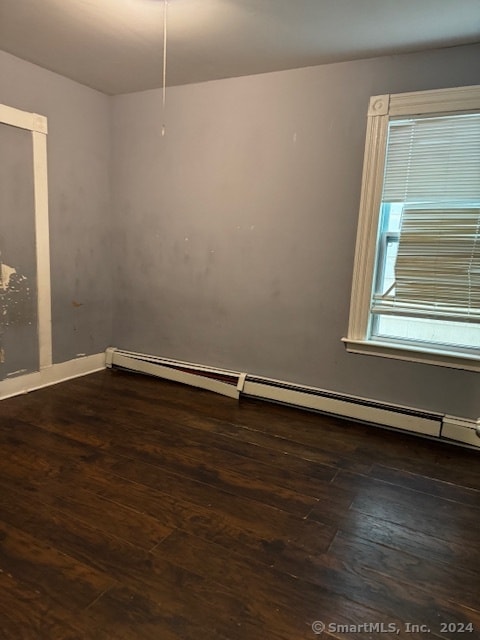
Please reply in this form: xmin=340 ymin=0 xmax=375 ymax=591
xmin=0 ymin=0 xmax=479 ymax=95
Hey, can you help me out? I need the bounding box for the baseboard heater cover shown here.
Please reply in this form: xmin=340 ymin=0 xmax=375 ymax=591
xmin=243 ymin=376 xmax=442 ymax=437
xmin=106 ymin=348 xmax=245 ymax=399
xmin=441 ymin=416 xmax=480 ymax=449
xmin=106 ymin=349 xmax=479 ymax=449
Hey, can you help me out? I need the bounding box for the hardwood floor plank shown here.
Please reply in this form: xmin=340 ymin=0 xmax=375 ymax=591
xmin=0 ymin=490 xmax=229 ymax=639
xmin=278 ymin=541 xmax=479 ymax=639
xmin=0 ymin=570 xmax=108 ymax=639
xmin=0 ymin=518 xmax=115 ymax=612
xmin=0 ymin=369 xmax=478 ymax=640
xmin=108 ymin=453 xmax=319 ymax=517
xmin=336 ymin=510 xmax=480 ymax=575
xmin=369 ymin=463 xmax=480 ymax=506
xmin=0 ymin=426 xmax=335 ymax=560
xmin=0 ymin=467 xmax=173 ymax=551
xmin=154 ymin=529 xmax=427 ymax=640
xmin=71 ymin=461 xmax=335 ymax=558
xmin=0 ymin=487 xmax=166 ymax=581
xmin=328 ymin=532 xmax=480 ymax=613
xmin=2 ymin=393 xmax=343 ymax=500
xmin=333 ymin=471 xmax=480 ymax=546
xmin=37 ymin=374 xmax=371 ymax=473
xmin=85 ymin=584 xmax=240 ymax=640
xmin=354 ymin=439 xmax=480 ymax=490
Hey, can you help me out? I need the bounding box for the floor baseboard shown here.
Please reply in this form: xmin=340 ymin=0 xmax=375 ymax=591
xmin=0 ymin=352 xmax=106 ymax=400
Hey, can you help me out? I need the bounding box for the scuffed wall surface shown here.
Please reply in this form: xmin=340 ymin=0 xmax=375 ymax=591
xmin=111 ymin=44 xmax=480 ymax=418
xmin=0 ymin=51 xmax=112 ymax=365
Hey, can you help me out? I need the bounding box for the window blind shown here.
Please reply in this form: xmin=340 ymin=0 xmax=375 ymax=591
xmin=372 ymin=112 xmax=480 ymax=324
xmin=382 ymin=113 xmax=480 ymax=203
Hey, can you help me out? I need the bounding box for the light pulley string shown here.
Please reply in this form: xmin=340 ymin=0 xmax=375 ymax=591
xmin=162 ymin=0 xmax=168 ymax=136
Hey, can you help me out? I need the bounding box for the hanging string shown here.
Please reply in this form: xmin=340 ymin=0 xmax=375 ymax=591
xmin=161 ymin=0 xmax=168 ymax=136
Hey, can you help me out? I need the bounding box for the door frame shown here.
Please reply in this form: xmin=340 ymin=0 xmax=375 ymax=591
xmin=0 ymin=103 xmax=52 ymax=370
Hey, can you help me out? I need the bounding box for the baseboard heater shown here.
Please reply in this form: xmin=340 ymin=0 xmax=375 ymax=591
xmin=105 ymin=348 xmax=479 ymax=449
xmin=243 ymin=375 xmax=442 ymax=437
xmin=441 ymin=415 xmax=480 ymax=449
xmin=106 ymin=348 xmax=245 ymax=400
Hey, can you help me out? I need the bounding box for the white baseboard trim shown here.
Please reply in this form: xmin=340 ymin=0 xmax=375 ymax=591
xmin=0 ymin=353 xmax=106 ymax=400
xmin=106 ymin=348 xmax=479 ymax=450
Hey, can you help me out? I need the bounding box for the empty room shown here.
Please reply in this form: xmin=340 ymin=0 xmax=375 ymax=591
xmin=0 ymin=0 xmax=479 ymax=638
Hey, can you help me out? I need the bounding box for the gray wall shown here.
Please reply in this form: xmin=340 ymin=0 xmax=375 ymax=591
xmin=1 ymin=44 xmax=478 ymax=418
xmin=111 ymin=44 xmax=480 ymax=418
xmin=0 ymin=50 xmax=112 ymax=365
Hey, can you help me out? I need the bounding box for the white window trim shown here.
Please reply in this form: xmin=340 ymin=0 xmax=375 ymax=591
xmin=343 ymin=85 xmax=480 ymax=372
xmin=0 ymin=103 xmax=52 ymax=370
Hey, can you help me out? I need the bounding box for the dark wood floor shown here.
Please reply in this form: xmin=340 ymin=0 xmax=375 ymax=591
xmin=0 ymin=369 xmax=479 ymax=639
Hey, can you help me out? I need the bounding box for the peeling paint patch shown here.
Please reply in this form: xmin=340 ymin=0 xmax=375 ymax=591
xmin=0 ymin=259 xmax=35 ymax=372
xmin=0 ymin=263 xmax=16 ymax=291
xmin=0 ymin=262 xmax=33 ymax=327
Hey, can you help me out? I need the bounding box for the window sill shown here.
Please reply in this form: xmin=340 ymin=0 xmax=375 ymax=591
xmin=342 ymin=338 xmax=480 ymax=372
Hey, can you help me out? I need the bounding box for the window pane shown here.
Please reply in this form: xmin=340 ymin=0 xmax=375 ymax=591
xmin=374 ymin=203 xmax=401 ymax=296
xmin=383 ymin=202 xmax=403 ymax=233
xmin=371 ymin=200 xmax=480 ymax=351
xmin=373 ymin=315 xmax=480 ymax=351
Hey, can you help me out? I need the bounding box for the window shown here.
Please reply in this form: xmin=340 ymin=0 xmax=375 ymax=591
xmin=343 ymin=86 xmax=480 ymax=371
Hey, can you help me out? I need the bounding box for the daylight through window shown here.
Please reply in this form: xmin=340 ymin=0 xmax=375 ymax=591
xmin=344 ymin=86 xmax=480 ymax=371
